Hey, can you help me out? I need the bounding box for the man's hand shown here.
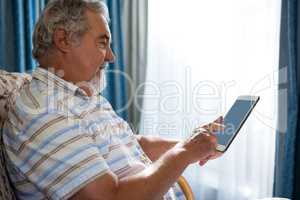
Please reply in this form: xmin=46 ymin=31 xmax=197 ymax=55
xmin=176 ymin=116 xmax=224 ymax=166
xmin=197 ymin=116 xmax=224 ymax=165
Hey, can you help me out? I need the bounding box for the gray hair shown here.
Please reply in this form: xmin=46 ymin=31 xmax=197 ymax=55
xmin=32 ymin=0 xmax=110 ymax=60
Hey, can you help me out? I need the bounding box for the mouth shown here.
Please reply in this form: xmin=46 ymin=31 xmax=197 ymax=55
xmin=95 ymin=64 xmax=106 ymax=76
xmin=99 ymin=65 xmax=106 ymax=71
xmin=99 ymin=62 xmax=109 ymax=71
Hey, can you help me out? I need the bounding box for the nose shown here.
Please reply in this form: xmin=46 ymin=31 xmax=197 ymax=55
xmin=105 ymin=47 xmax=116 ymax=63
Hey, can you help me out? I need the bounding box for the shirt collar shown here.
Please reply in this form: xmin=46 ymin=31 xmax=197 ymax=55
xmin=32 ymin=67 xmax=88 ymax=97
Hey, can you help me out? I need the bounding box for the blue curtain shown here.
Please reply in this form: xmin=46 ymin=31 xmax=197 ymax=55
xmin=0 ymin=0 xmax=45 ymax=72
xmin=274 ymin=0 xmax=300 ymax=199
xmin=0 ymin=0 xmax=128 ymax=120
xmin=103 ymin=0 xmax=128 ymax=120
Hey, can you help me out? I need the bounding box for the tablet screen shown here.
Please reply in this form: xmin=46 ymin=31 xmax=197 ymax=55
xmin=217 ymin=99 xmax=257 ymax=147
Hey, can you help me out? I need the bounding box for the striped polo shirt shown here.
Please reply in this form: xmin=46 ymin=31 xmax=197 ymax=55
xmin=3 ymin=67 xmax=186 ymax=200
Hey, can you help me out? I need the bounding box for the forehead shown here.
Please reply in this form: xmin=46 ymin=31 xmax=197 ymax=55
xmin=85 ymin=9 xmax=111 ymax=38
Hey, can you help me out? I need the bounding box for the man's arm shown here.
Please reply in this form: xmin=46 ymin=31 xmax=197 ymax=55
xmin=70 ymin=145 xmax=190 ymax=200
xmin=135 ymin=135 xmax=180 ymax=161
xmin=136 ymin=116 xmax=224 ymax=165
xmin=70 ymin=121 xmax=222 ymax=200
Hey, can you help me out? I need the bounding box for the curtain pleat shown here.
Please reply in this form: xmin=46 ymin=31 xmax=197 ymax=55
xmin=0 ymin=0 xmax=45 ymax=72
xmin=123 ymin=0 xmax=148 ymax=129
xmin=104 ymin=0 xmax=128 ymax=120
xmin=274 ymin=0 xmax=300 ymax=198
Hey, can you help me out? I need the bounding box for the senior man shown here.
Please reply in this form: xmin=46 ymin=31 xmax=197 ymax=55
xmin=3 ymin=0 xmax=223 ymax=200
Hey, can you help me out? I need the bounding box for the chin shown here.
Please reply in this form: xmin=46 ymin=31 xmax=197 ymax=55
xmin=87 ymin=69 xmax=107 ymax=95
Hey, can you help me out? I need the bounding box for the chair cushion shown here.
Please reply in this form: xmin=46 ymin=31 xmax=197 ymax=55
xmin=0 ymin=70 xmax=32 ymax=125
xmin=0 ymin=153 xmax=16 ymax=200
xmin=0 ymin=69 xmax=32 ymax=200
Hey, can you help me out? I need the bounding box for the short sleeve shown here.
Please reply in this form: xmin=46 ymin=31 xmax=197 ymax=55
xmin=4 ymin=111 xmax=110 ymax=200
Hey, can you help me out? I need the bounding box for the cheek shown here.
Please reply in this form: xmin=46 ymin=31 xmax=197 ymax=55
xmin=89 ymin=47 xmax=105 ymax=61
xmin=97 ymin=49 xmax=106 ymax=62
xmin=79 ymin=47 xmax=106 ymax=74
xmin=85 ymin=49 xmax=101 ymax=67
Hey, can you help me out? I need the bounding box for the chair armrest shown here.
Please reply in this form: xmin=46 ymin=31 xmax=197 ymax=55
xmin=177 ymin=176 xmax=195 ymax=200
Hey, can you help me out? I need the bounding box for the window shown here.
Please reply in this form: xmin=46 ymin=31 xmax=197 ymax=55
xmin=141 ymin=0 xmax=281 ymax=199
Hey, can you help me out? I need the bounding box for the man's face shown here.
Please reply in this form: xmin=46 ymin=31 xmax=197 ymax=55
xmin=67 ymin=9 xmax=115 ymax=85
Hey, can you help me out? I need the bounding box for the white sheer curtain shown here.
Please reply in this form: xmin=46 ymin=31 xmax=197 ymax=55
xmin=140 ymin=0 xmax=281 ymax=199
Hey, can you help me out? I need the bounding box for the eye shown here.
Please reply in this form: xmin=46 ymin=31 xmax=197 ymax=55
xmin=98 ymin=41 xmax=107 ymax=49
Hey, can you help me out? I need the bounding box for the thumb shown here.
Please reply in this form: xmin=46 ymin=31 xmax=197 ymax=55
xmin=214 ymin=116 xmax=224 ymax=124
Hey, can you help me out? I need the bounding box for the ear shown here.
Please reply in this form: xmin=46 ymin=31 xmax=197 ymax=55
xmin=53 ymin=28 xmax=71 ymax=53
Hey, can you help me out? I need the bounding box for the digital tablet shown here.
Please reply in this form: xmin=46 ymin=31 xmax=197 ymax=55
xmin=216 ymin=95 xmax=260 ymax=152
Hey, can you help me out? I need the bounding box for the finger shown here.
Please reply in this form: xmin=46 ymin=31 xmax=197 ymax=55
xmin=199 ymin=155 xmax=218 ymax=166
xmin=199 ymin=154 xmax=214 ymax=165
xmin=199 ymin=152 xmax=220 ymax=166
xmin=195 ymin=116 xmax=224 ymax=133
xmin=214 ymin=116 xmax=224 ymax=124
xmin=203 ymin=122 xmax=225 ymax=133
xmin=193 ymin=127 xmax=207 ymax=134
xmin=209 ymin=151 xmax=222 ymax=160
xmin=191 ymin=128 xmax=210 ymax=139
xmin=209 ymin=116 xmax=225 ymax=132
xmin=199 ymin=159 xmax=208 ymax=166
xmin=199 ymin=161 xmax=205 ymax=166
